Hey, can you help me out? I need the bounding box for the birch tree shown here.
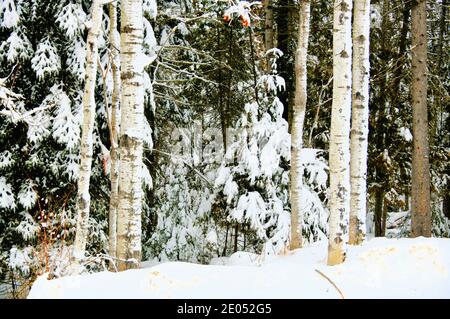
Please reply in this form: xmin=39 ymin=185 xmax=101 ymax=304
xmin=290 ymin=0 xmax=310 ymax=250
xmin=411 ymin=0 xmax=431 ymax=237
xmin=349 ymin=0 xmax=370 ymax=245
xmin=327 ymin=0 xmax=352 ymax=266
xmin=108 ymin=0 xmax=121 ymax=265
xmin=264 ymin=0 xmax=274 ymax=51
xmin=116 ymin=0 xmax=146 ymax=271
xmin=71 ymin=0 xmax=103 ymax=269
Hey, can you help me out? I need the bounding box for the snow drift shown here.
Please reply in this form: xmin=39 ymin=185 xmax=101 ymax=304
xmin=28 ymin=237 xmax=450 ymax=299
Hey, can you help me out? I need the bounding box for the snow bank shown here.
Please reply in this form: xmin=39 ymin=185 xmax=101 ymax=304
xmin=28 ymin=237 xmax=450 ymax=299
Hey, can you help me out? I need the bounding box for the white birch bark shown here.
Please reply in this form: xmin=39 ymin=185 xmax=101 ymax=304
xmin=116 ymin=0 xmax=145 ymax=271
xmin=327 ymin=0 xmax=352 ymax=266
xmin=349 ymin=0 xmax=370 ymax=245
xmin=71 ymin=0 xmax=103 ymax=270
xmin=264 ymin=0 xmax=274 ymax=51
xmin=108 ymin=0 xmax=121 ymax=266
xmin=289 ymin=0 xmax=310 ymax=250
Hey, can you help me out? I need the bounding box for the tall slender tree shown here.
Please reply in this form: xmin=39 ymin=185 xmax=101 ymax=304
xmin=372 ymin=0 xmax=390 ymax=238
xmin=411 ymin=0 xmax=431 ymax=237
xmin=349 ymin=0 xmax=370 ymax=245
xmin=264 ymin=0 xmax=274 ymax=51
xmin=327 ymin=0 xmax=352 ymax=266
xmin=71 ymin=0 xmax=103 ymax=270
xmin=290 ymin=0 xmax=310 ymax=250
xmin=108 ymin=0 xmax=121 ymax=266
xmin=116 ymin=0 xmax=146 ymax=271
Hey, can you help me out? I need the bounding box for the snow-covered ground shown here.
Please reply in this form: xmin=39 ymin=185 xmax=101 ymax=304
xmin=28 ymin=237 xmax=450 ymax=299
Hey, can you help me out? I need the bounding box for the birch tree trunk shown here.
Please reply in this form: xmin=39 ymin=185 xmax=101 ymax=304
xmin=108 ymin=0 xmax=121 ymax=266
xmin=411 ymin=0 xmax=431 ymax=237
xmin=327 ymin=0 xmax=352 ymax=266
xmin=71 ymin=0 xmax=103 ymax=270
xmin=116 ymin=0 xmax=145 ymax=271
xmin=289 ymin=0 xmax=310 ymax=250
xmin=349 ymin=0 xmax=370 ymax=245
xmin=264 ymin=0 xmax=274 ymax=51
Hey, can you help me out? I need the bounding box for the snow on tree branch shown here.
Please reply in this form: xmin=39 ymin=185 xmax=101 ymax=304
xmin=223 ymin=1 xmax=261 ymax=27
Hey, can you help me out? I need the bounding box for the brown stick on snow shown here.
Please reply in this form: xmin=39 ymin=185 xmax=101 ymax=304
xmin=315 ymin=269 xmax=345 ymax=299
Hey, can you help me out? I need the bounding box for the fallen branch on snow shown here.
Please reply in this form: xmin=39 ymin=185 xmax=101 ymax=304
xmin=315 ymin=269 xmax=345 ymax=299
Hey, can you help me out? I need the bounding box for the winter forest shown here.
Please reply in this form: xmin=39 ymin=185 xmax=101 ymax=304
xmin=0 ymin=0 xmax=449 ymax=299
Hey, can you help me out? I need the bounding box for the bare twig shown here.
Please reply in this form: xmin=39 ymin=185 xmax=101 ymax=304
xmin=315 ymin=269 xmax=345 ymax=299
xmin=308 ymin=76 xmax=333 ymax=147
xmin=147 ymin=148 xmax=213 ymax=187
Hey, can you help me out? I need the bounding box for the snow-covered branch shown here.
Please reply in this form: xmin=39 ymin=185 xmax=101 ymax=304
xmin=0 ymin=79 xmax=54 ymax=127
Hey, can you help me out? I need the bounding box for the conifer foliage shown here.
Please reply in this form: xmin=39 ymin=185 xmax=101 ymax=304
xmin=0 ymin=0 xmax=448 ymax=297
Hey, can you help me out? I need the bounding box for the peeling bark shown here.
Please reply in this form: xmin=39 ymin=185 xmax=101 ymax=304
xmin=108 ymin=0 xmax=121 ymax=268
xmin=327 ymin=0 xmax=352 ymax=266
xmin=116 ymin=0 xmax=146 ymax=271
xmin=71 ymin=0 xmax=103 ymax=271
xmin=290 ymin=0 xmax=310 ymax=250
xmin=349 ymin=0 xmax=370 ymax=245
